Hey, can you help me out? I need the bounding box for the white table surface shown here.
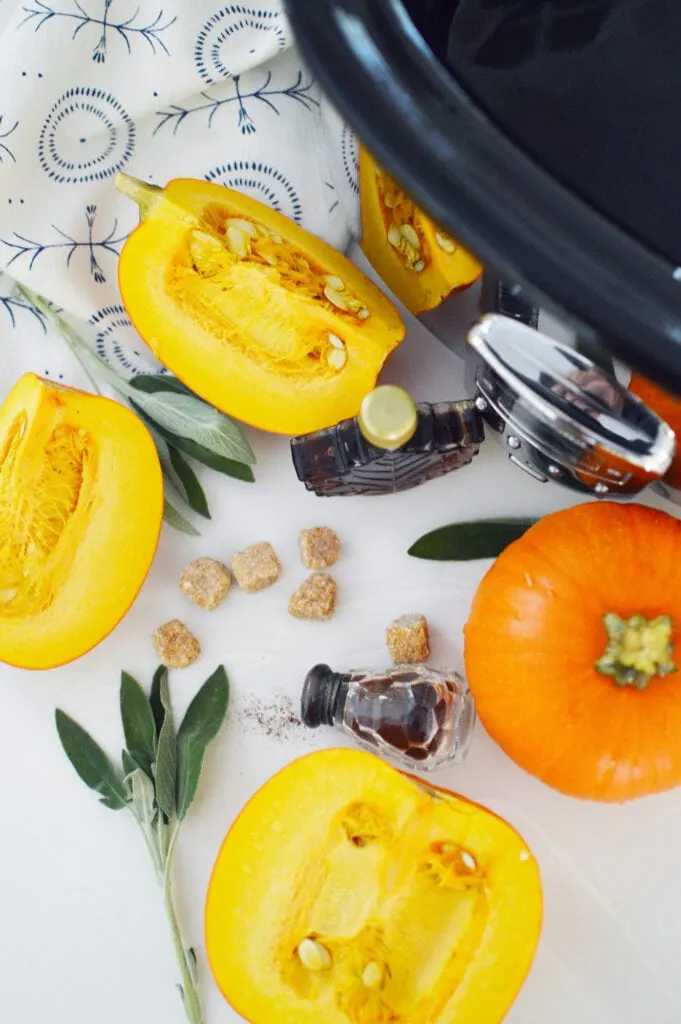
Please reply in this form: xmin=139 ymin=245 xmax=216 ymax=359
xmin=3 ymin=268 xmax=681 ymax=1024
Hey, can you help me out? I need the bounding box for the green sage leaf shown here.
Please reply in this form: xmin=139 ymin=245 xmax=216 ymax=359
xmin=129 ymin=388 xmax=255 ymax=466
xmin=176 ymin=666 xmax=230 ymax=821
xmin=126 ymin=768 xmax=156 ymax=826
xmin=135 ymin=402 xmax=255 ymax=483
xmin=408 ymin=518 xmax=539 ymax=561
xmin=168 ymin=447 xmax=210 ymax=519
xmin=120 ymin=672 xmax=157 ymax=776
xmin=150 ymin=666 xmax=168 ymax=739
xmin=55 ymin=710 xmax=127 ymax=810
xmin=122 ymin=749 xmax=144 ymax=780
xmin=154 ymin=670 xmax=176 ymax=820
xmin=164 ymin=498 xmax=200 ymax=537
xmin=130 ymin=374 xmax=192 ymax=397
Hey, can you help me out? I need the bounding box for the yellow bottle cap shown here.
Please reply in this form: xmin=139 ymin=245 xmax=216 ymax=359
xmin=358 ymin=386 xmax=418 ymax=450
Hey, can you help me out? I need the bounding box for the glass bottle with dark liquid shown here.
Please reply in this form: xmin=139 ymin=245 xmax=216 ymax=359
xmin=291 ymin=384 xmax=484 ymax=496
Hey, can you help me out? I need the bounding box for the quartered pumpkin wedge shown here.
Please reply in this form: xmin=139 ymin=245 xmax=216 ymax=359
xmin=116 ymin=174 xmax=405 ymax=436
xmin=0 ymin=374 xmax=163 ymax=670
xmin=360 ymin=148 xmax=482 ymax=314
xmin=205 ymin=748 xmax=542 ymax=1024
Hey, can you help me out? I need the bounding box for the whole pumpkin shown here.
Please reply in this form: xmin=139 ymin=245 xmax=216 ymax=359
xmin=464 ymin=502 xmax=681 ymax=802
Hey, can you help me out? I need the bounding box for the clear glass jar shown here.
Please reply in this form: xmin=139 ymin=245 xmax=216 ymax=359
xmin=301 ymin=663 xmax=476 ymax=771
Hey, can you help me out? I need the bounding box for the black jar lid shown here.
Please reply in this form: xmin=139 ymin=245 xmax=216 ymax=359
xmin=285 ymin=0 xmax=681 ymax=394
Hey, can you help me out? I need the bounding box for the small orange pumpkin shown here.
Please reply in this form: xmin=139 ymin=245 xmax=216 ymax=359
xmin=464 ymin=502 xmax=681 ymax=802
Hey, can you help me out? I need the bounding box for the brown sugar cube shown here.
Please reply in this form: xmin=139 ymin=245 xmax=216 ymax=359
xmin=289 ymin=573 xmax=337 ymax=621
xmin=180 ymin=557 xmax=231 ymax=610
xmin=387 ymin=614 xmax=430 ymax=664
xmin=153 ymin=619 xmax=201 ymax=669
xmin=231 ymin=542 xmax=282 ymax=593
xmin=299 ymin=527 xmax=340 ymax=570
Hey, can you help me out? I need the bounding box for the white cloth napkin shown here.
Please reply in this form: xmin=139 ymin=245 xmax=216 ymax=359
xmin=0 ymin=0 xmax=360 ymax=395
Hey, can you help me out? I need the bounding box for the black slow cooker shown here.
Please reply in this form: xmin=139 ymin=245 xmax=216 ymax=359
xmin=285 ymin=0 xmax=681 ymax=395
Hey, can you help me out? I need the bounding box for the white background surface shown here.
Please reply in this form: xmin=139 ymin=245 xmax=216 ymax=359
xmin=2 ymin=279 xmax=681 ymax=1024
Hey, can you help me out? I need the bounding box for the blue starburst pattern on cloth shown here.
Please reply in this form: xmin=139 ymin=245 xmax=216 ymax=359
xmin=195 ymin=4 xmax=286 ymax=85
xmin=155 ymin=68 xmax=318 ymax=136
xmin=39 ymin=87 xmax=136 ymax=183
xmin=90 ymin=304 xmax=166 ymax=374
xmin=204 ymin=160 xmax=302 ymax=222
xmin=0 ymin=115 xmax=19 ymax=165
xmin=1 ymin=204 xmax=127 ymax=282
xmin=341 ymin=124 xmax=359 ymax=195
xmin=20 ymin=0 xmax=176 ymax=63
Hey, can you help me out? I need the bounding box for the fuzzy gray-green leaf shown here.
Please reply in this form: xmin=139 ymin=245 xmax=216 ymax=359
xmin=150 ymin=665 xmax=167 ymax=738
xmin=176 ymin=666 xmax=229 ymax=821
xmin=120 ymin=671 xmax=157 ymax=776
xmin=164 ymin=498 xmax=200 ymax=537
xmin=154 ymin=671 xmax=176 ymax=820
xmin=131 ymin=389 xmax=255 ymax=466
xmin=127 ymin=768 xmax=156 ymax=826
xmin=55 ymin=710 xmax=127 ymax=810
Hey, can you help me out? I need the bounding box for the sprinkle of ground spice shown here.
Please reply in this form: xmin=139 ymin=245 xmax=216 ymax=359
xmin=237 ymin=695 xmax=308 ymax=743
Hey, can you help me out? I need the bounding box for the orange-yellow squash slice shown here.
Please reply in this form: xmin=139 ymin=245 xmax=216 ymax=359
xmin=629 ymin=373 xmax=681 ymax=487
xmin=360 ymin=147 xmax=482 ymax=314
xmin=205 ymin=748 xmax=542 ymax=1024
xmin=116 ymin=174 xmax=405 ymax=436
xmin=0 ymin=374 xmax=163 ymax=669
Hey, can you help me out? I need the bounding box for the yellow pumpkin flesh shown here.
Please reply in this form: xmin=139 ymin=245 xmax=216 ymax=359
xmin=0 ymin=373 xmax=163 ymax=669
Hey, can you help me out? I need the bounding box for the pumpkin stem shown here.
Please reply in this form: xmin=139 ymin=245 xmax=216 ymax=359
xmin=596 ymin=613 xmax=676 ymax=689
xmin=114 ymin=172 xmax=162 ymax=219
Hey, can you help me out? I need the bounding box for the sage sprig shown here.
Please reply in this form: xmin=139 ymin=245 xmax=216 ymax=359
xmin=56 ymin=665 xmax=230 ymax=1024
xmin=14 ymin=285 xmax=256 ymax=532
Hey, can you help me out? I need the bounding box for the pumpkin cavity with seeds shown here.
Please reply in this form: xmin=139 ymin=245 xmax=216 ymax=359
xmin=117 ymin=175 xmax=405 ymax=435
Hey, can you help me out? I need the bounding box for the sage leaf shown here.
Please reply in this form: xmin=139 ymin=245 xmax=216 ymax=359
xmin=120 ymin=672 xmax=157 ymax=776
xmin=150 ymin=666 xmax=168 ymax=738
xmin=128 ymin=373 xmax=192 ymax=397
xmin=186 ymin=948 xmax=198 ymax=984
xmin=168 ymin=447 xmax=210 ymax=519
xmin=148 ymin=426 xmax=211 ymax=520
xmin=130 ymin=389 xmax=255 ymax=466
xmin=164 ymin=498 xmax=200 ymax=537
xmin=122 ymin=749 xmax=144 ymax=780
xmin=127 ymin=768 xmax=156 ymax=826
xmin=408 ymin=518 xmax=539 ymax=561
xmin=176 ymin=666 xmax=230 ymax=821
xmin=154 ymin=669 xmax=176 ymax=820
xmin=55 ymin=710 xmax=127 ymax=810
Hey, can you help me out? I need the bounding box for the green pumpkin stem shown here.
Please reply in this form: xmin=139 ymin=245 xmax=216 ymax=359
xmin=596 ymin=613 xmax=676 ymax=689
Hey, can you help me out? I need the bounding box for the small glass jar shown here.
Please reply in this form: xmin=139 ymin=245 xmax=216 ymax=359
xmin=301 ymin=663 xmax=476 ymax=771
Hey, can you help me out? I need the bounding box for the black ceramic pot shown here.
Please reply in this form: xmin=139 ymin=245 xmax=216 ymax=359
xmin=285 ymin=0 xmax=681 ymax=394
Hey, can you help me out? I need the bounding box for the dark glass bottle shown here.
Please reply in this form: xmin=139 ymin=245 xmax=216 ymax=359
xmin=301 ymin=663 xmax=476 ymax=771
xmin=291 ymin=385 xmax=484 ymax=496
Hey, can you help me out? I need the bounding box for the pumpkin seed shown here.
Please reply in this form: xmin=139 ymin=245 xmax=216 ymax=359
xmin=461 ymin=850 xmax=477 ymax=871
xmin=357 ymin=308 xmax=370 ymax=320
xmin=384 ymin=194 xmax=399 ymax=209
xmin=401 ymin=223 xmax=420 ymax=248
xmin=327 ymin=347 xmax=347 ymax=371
xmin=413 ymin=260 xmax=426 ymax=272
xmin=362 ymin=962 xmax=384 ymax=990
xmin=435 ymin=231 xmax=456 ymax=253
xmin=328 ymin=333 xmax=345 ymax=349
xmin=324 ymin=275 xmax=345 ymax=291
xmin=226 ymin=218 xmax=257 ymax=238
xmin=226 ymin=226 xmax=250 ymax=256
xmin=324 ymin=285 xmax=350 ymax=310
xmin=297 ymin=938 xmax=331 ymax=971
xmin=388 ymin=224 xmax=403 ymax=249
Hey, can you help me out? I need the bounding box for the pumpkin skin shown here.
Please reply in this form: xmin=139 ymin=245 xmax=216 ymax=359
xmin=629 ymin=373 xmax=681 ymax=487
xmin=205 ymin=748 xmax=542 ymax=1024
xmin=0 ymin=373 xmax=163 ymax=669
xmin=359 ymin=147 xmax=482 ymax=314
xmin=117 ymin=175 xmax=405 ymax=436
xmin=464 ymin=502 xmax=681 ymax=802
